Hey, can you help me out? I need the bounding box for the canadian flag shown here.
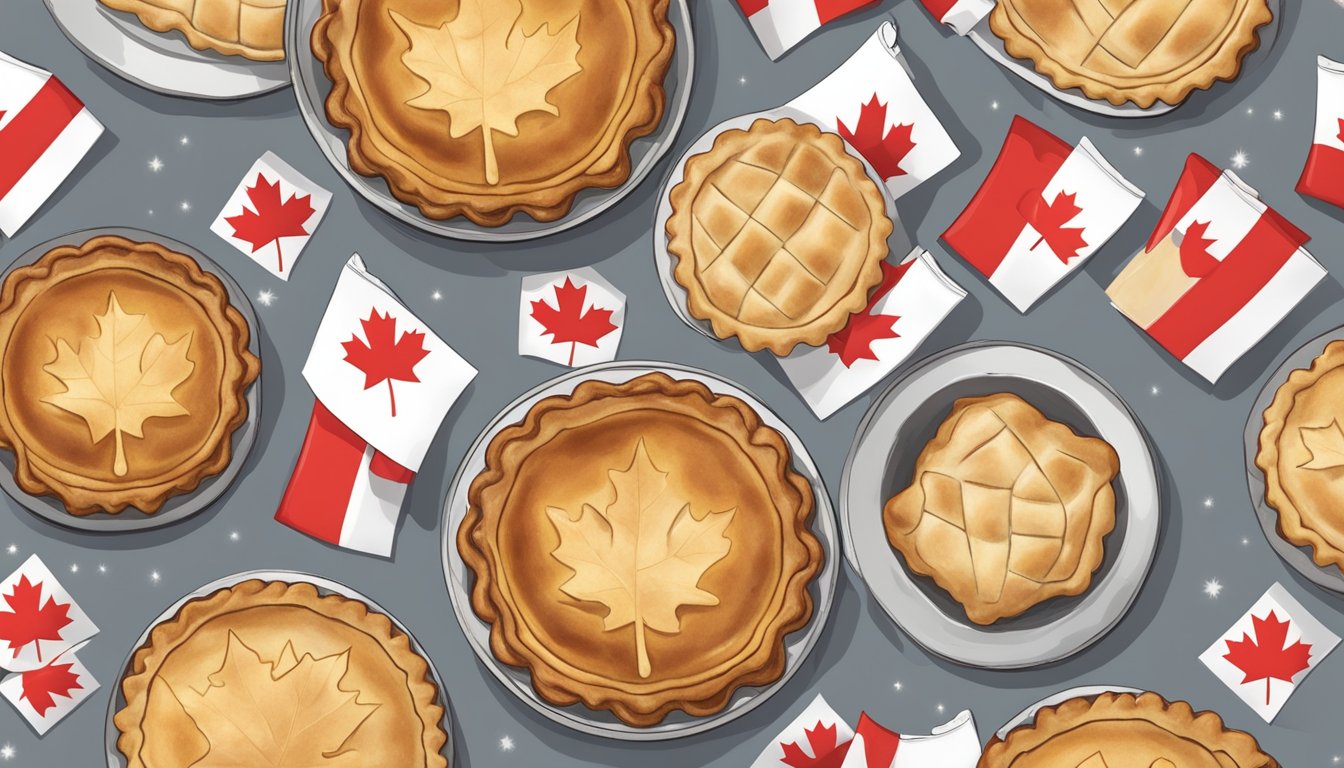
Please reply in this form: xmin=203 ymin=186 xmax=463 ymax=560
xmin=0 ymin=51 xmax=104 ymax=237
xmin=0 ymin=644 xmax=98 ymax=735
xmin=519 ymin=267 xmax=625 ymax=368
xmin=276 ymin=255 xmax=476 ymax=557
xmin=778 ymin=247 xmax=965 ymax=419
xmin=735 ymin=0 xmax=877 ymax=60
xmin=918 ymin=0 xmax=995 ymax=35
xmin=210 ymin=151 xmax=332 ymax=280
xmin=1106 ymin=154 xmax=1326 ymax=383
xmin=788 ymin=22 xmax=960 ymax=200
xmin=943 ymin=116 xmax=1144 ymax=312
xmin=1296 ymin=55 xmax=1344 ymax=209
xmin=0 ymin=555 xmax=98 ymax=673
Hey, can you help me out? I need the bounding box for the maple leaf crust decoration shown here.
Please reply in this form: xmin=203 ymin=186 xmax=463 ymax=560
xmin=225 ymin=173 xmax=315 ymax=273
xmin=837 ymin=94 xmax=916 ymax=180
xmin=0 ymin=576 xmax=72 ymax=663
xmin=390 ymin=0 xmax=584 ymax=186
xmin=546 ymin=440 xmax=736 ymax=678
xmin=529 ymin=278 xmax=617 ymax=366
xmin=341 ymin=309 xmax=430 ymax=418
xmin=1223 ymin=610 xmax=1313 ymax=706
xmin=42 ymin=292 xmax=194 ymax=477
xmin=1300 ymin=419 xmax=1344 ymax=470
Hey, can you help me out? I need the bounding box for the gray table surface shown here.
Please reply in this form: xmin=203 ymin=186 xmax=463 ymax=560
xmin=1 ymin=1 xmax=1342 ymax=765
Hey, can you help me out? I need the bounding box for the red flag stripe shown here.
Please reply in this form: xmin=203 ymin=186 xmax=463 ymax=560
xmin=736 ymin=0 xmax=769 ymax=15
xmin=1144 ymin=154 xmax=1221 ymax=253
xmin=852 ymin=713 xmax=901 ymax=767
xmin=920 ymin=0 xmax=961 ymax=18
xmin=0 ymin=76 xmax=84 ymax=202
xmin=274 ymin=401 xmax=368 ymax=545
xmin=816 ymin=0 xmax=877 ymax=25
xmin=1297 ymin=143 xmax=1344 ymax=209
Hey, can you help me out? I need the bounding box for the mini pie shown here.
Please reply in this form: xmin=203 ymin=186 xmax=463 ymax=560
xmin=980 ymin=690 xmax=1279 ymax=767
xmin=313 ymin=0 xmax=675 ymax=226
xmin=114 ymin=579 xmax=448 ymax=767
xmin=990 ymin=0 xmax=1274 ymax=108
xmin=666 ymin=118 xmax=891 ymax=355
xmin=99 ymin=0 xmax=286 ymax=61
xmin=883 ymin=393 xmax=1119 ymax=625
xmin=459 ymin=372 xmax=823 ymax=726
xmin=0 ymin=235 xmax=259 ymax=516
xmin=1257 ymin=339 xmax=1344 ymax=573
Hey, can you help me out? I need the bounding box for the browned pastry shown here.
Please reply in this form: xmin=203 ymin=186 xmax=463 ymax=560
xmin=99 ymin=0 xmax=286 ymax=61
xmin=459 ymin=372 xmax=823 ymax=726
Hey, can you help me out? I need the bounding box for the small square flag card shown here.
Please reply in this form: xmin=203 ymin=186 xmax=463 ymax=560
xmin=520 ymin=267 xmax=625 ymax=368
xmin=0 ymin=646 xmax=98 ymax=735
xmin=211 ymin=151 xmax=332 ymax=280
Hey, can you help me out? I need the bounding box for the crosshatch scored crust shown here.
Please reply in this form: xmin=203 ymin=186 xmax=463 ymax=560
xmin=98 ymin=0 xmax=287 ymax=61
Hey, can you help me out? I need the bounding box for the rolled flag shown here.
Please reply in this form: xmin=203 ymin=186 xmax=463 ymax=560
xmin=943 ymin=116 xmax=1144 ymax=312
xmin=1107 ymin=155 xmax=1326 ymax=383
xmin=1296 ymin=55 xmax=1344 ymax=209
xmin=0 ymin=643 xmax=98 ymax=735
xmin=0 ymin=555 xmax=98 ymax=674
xmin=789 ymin=22 xmax=960 ymax=200
xmin=0 ymin=51 xmax=104 ymax=237
xmin=735 ymin=0 xmax=877 ymax=60
xmin=919 ymin=0 xmax=994 ymax=35
xmin=276 ymin=255 xmax=476 ymax=557
xmin=778 ymin=247 xmax=966 ymax=419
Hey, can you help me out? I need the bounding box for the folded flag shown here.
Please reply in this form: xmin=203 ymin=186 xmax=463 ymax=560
xmin=0 ymin=51 xmax=104 ymax=237
xmin=1107 ymin=154 xmax=1326 ymax=383
xmin=276 ymin=255 xmax=476 ymax=557
xmin=519 ymin=267 xmax=625 ymax=368
xmin=789 ymin=22 xmax=960 ymax=200
xmin=735 ymin=0 xmax=877 ymax=60
xmin=779 ymin=247 xmax=965 ymax=419
xmin=1296 ymin=55 xmax=1344 ymax=209
xmin=943 ymin=116 xmax=1144 ymax=312
xmin=0 ymin=555 xmax=98 ymax=673
xmin=0 ymin=644 xmax=98 ymax=735
xmin=210 ymin=151 xmax=332 ymax=280
xmin=919 ymin=0 xmax=994 ymax=35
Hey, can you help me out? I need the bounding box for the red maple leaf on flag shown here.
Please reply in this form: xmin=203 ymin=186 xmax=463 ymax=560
xmin=780 ymin=721 xmax=852 ymax=768
xmin=20 ymin=660 xmax=82 ymax=717
xmin=342 ymin=309 xmax=430 ymax=418
xmin=530 ymin=278 xmax=618 ymax=366
xmin=837 ymin=95 xmax=916 ymax=179
xmin=1336 ymin=118 xmax=1344 ymax=144
xmin=225 ymin=173 xmax=316 ymax=274
xmin=1178 ymin=220 xmax=1219 ymax=278
xmin=1223 ymin=610 xmax=1313 ymax=705
xmin=1021 ymin=191 xmax=1088 ymax=263
xmin=0 ymin=576 xmax=72 ymax=663
xmin=826 ymin=260 xmax=913 ymax=367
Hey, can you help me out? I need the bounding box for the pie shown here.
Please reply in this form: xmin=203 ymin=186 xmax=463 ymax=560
xmin=666 ymin=118 xmax=891 ymax=355
xmin=99 ymin=0 xmax=286 ymax=61
xmin=459 ymin=372 xmax=823 ymax=726
xmin=313 ymin=0 xmax=675 ymax=226
xmin=1257 ymin=339 xmax=1344 ymax=573
xmin=114 ymin=579 xmax=449 ymax=767
xmin=990 ymin=0 xmax=1274 ymax=108
xmin=883 ymin=393 xmax=1119 ymax=625
xmin=980 ymin=690 xmax=1279 ymax=767
xmin=0 ymin=235 xmax=259 ymax=516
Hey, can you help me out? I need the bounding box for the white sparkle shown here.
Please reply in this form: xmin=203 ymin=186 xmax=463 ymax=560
xmin=150 ymin=570 xmax=161 ymax=583
xmin=98 ymin=564 xmax=107 ymax=574
xmin=936 ymin=703 xmax=945 ymax=714
xmin=1203 ymin=578 xmax=1223 ymax=599
xmin=1273 ymin=109 xmax=1283 ymax=120
xmin=1203 ymin=497 xmax=1214 ymax=509
xmin=1246 ymin=107 xmax=1254 ymax=115
xmin=1333 ymin=756 xmax=1340 ymax=764
xmin=1242 ymin=537 xmax=1250 ymax=546
xmin=5 ymin=544 xmax=15 ymax=555
xmin=180 ymin=200 xmax=191 ymax=212
xmin=257 ymin=289 xmax=276 ymax=307
xmin=69 ymin=563 xmax=78 ymax=573
xmin=1 ymin=743 xmax=13 ymax=760
xmin=990 ymin=100 xmax=999 ymax=110
xmin=738 ymin=76 xmax=747 ymax=85
xmin=1133 ymin=146 xmax=1144 ymax=157
xmin=229 ymin=531 xmax=240 ymax=542
xmin=147 ymin=209 xmax=154 ymax=216
xmin=499 ymin=735 xmax=515 ymax=752
xmin=1150 ymin=385 xmax=1161 ymax=396
xmin=179 ymin=135 xmax=190 ymax=146
xmin=1231 ymin=150 xmax=1249 ymax=169
xmin=893 ymin=681 xmax=903 ymax=691
xmin=148 ymin=156 xmax=163 ymax=172
xmin=432 ymin=290 xmax=442 ymax=301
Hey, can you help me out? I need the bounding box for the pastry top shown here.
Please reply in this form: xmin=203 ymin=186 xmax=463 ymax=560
xmin=459 ymin=372 xmax=823 ymax=726
xmin=0 ymin=235 xmax=259 ymax=516
xmin=667 ymin=118 xmax=890 ymax=355
xmin=99 ymin=0 xmax=286 ymax=61
xmin=884 ymin=393 xmax=1119 ymax=625
xmin=313 ymin=0 xmax=675 ymax=226
xmin=990 ymin=0 xmax=1273 ymax=108
xmin=980 ymin=691 xmax=1279 ymax=767
xmin=114 ymin=580 xmax=449 ymax=768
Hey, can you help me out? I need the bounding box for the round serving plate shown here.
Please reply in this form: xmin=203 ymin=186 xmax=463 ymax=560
xmin=1244 ymin=326 xmax=1344 ymax=594
xmin=989 ymin=685 xmax=1144 ymax=744
xmin=43 ymin=0 xmax=289 ymax=99
xmin=440 ymin=360 xmax=839 ymax=740
xmin=0 ymin=227 xmax=261 ymax=533
xmin=841 ymin=342 xmax=1160 ymax=669
xmin=102 ymin=569 xmax=456 ymax=767
xmin=287 ymin=0 xmax=694 ymax=242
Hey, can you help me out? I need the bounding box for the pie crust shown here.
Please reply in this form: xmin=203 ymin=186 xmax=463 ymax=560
xmin=666 ymin=118 xmax=890 ymax=355
xmin=459 ymin=372 xmax=823 ymax=726
xmin=980 ymin=691 xmax=1279 ymax=767
xmin=114 ymin=580 xmax=448 ymax=767
xmin=990 ymin=0 xmax=1274 ymax=108
xmin=99 ymin=0 xmax=286 ymax=61
xmin=313 ymin=0 xmax=675 ymax=226
xmin=0 ymin=235 xmax=259 ymax=516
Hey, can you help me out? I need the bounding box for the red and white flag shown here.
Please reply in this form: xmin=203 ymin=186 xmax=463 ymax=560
xmin=788 ymin=22 xmax=960 ymax=200
xmin=519 ymin=268 xmax=625 ymax=368
xmin=0 ymin=643 xmax=98 ymax=734
xmin=943 ymin=116 xmax=1144 ymax=312
xmin=276 ymin=255 xmax=476 ymax=557
xmin=779 ymin=247 xmax=965 ymax=419
xmin=919 ymin=0 xmax=995 ymax=35
xmin=210 ymin=151 xmax=332 ymax=280
xmin=0 ymin=555 xmax=98 ymax=673
xmin=1296 ymin=55 xmax=1344 ymax=209
xmin=1199 ymin=583 xmax=1339 ymax=722
xmin=735 ymin=0 xmax=877 ymax=60
xmin=0 ymin=51 xmax=103 ymax=237
xmin=1107 ymin=154 xmax=1326 ymax=383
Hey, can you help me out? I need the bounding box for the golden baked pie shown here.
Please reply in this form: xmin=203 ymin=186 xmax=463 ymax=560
xmin=459 ymin=373 xmax=822 ymax=726
xmin=99 ymin=0 xmax=286 ymax=61
xmin=313 ymin=0 xmax=675 ymax=226
xmin=1257 ymin=339 xmax=1344 ymax=573
xmin=883 ymin=393 xmax=1119 ymax=625
xmin=990 ymin=0 xmax=1274 ymax=108
xmin=980 ymin=691 xmax=1279 ymax=767
xmin=0 ymin=235 xmax=259 ymax=516
xmin=666 ymin=118 xmax=890 ymax=355
xmin=114 ymin=579 xmax=448 ymax=767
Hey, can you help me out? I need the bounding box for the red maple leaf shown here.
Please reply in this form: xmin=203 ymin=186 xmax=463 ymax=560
xmin=20 ymin=660 xmax=82 ymax=717
xmin=779 ymin=721 xmax=852 ymax=768
xmin=826 ymin=260 xmax=913 ymax=367
xmin=1336 ymin=118 xmax=1344 ymax=144
xmin=0 ymin=576 xmax=72 ymax=663
xmin=837 ymin=95 xmax=916 ymax=179
xmin=530 ymin=278 xmax=617 ymax=366
xmin=1223 ymin=610 xmax=1313 ymax=705
xmin=225 ymin=173 xmax=316 ymax=274
xmin=1021 ymin=191 xmax=1088 ymax=263
xmin=1179 ymin=220 xmax=1219 ymax=278
xmin=341 ymin=309 xmax=430 ymax=418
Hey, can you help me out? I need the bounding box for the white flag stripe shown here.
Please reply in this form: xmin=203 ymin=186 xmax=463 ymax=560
xmin=935 ymin=0 xmax=995 ymax=35
xmin=0 ymin=51 xmax=46 ymax=128
xmin=893 ymin=711 xmax=981 ymax=767
xmin=747 ymin=0 xmax=822 ymax=59
xmin=1175 ymin=171 xmax=1266 ymax=263
xmin=0 ymin=109 xmax=101 ymax=237
xmin=1312 ymin=56 xmax=1344 ymax=150
xmin=334 ymin=444 xmax=407 ymax=557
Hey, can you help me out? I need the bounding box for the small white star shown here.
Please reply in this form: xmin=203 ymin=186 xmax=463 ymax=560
xmin=257 ymin=289 xmax=276 ymax=307
xmin=1150 ymin=385 xmax=1161 ymax=396
xmin=738 ymin=76 xmax=747 ymax=85
xmin=893 ymin=681 xmax=903 ymax=691
xmin=432 ymin=290 xmax=442 ymax=301
xmin=1133 ymin=146 xmax=1144 ymax=157
xmin=69 ymin=563 xmax=78 ymax=574
xmin=1241 ymin=537 xmax=1250 ymax=546
xmin=5 ymin=544 xmax=15 ymax=555
xmin=98 ymin=564 xmax=107 ymax=574
xmin=499 ymin=735 xmax=515 ymax=752
xmin=179 ymin=135 xmax=190 ymax=146
xmin=1273 ymin=109 xmax=1283 ymax=120
xmin=229 ymin=531 xmax=240 ymax=542
xmin=180 ymin=200 xmax=191 ymax=212
xmin=1333 ymin=756 xmax=1340 ymax=764
xmin=1231 ymin=150 xmax=1249 ymax=170
xmin=148 ymin=156 xmax=163 ymax=172
xmin=991 ymin=100 xmax=1000 ymax=110
xmin=1203 ymin=497 xmax=1214 ymax=509
xmin=1 ymin=743 xmax=13 ymax=760
xmin=1246 ymin=107 xmax=1255 ymax=116
xmin=1203 ymin=578 xmax=1223 ymax=599
xmin=150 ymin=570 xmax=161 ymax=584
xmin=936 ymin=703 xmax=945 ymax=714
xmin=147 ymin=209 xmax=154 ymax=216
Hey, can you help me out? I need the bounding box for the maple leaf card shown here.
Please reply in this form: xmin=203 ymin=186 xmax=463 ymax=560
xmin=519 ymin=268 xmax=625 ymax=368
xmin=1200 ymin=583 xmax=1340 ymax=722
xmin=0 ymin=643 xmax=98 ymax=734
xmin=750 ymin=694 xmax=853 ymax=768
xmin=210 ymin=151 xmax=332 ymax=280
xmin=0 ymin=555 xmax=97 ymax=673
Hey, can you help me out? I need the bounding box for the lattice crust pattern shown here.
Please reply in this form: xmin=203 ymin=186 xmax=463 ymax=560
xmin=99 ymin=0 xmax=286 ymax=61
